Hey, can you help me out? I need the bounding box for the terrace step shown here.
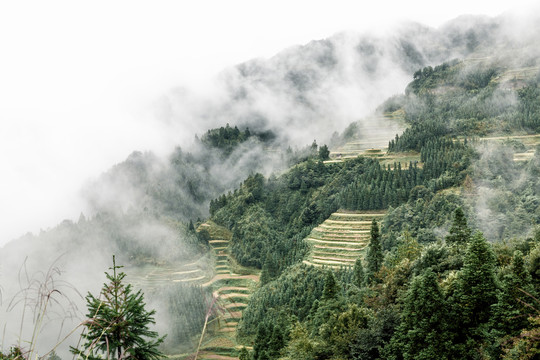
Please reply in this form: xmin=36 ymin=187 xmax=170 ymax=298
xmin=304 ymin=211 xmax=386 ymax=270
xmin=312 ymin=256 xmax=357 ymax=263
xmin=195 ymin=221 xmax=260 ymax=357
xmin=313 ymin=251 xmax=361 ymax=258
xmin=307 ymin=238 xmax=368 ymax=246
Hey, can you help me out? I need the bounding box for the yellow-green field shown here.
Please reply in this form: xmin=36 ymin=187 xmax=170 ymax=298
xmin=303 ymin=211 xmax=385 ymax=269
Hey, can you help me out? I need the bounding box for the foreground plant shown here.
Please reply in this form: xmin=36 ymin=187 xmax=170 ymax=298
xmin=71 ymin=256 xmax=165 ymax=360
xmin=1 ymin=258 xmax=82 ymax=360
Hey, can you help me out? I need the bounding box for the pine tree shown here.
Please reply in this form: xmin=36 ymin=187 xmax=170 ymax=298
xmin=318 ymin=144 xmax=330 ymax=161
xmin=491 ymin=251 xmax=535 ymax=336
xmin=366 ymin=219 xmax=383 ymax=282
xmin=446 ymin=207 xmax=471 ymax=245
xmin=456 ymin=232 xmax=497 ymax=328
xmin=322 ymin=271 xmax=339 ymax=300
xmin=353 ymin=258 xmax=365 ymax=288
xmin=447 ymin=232 xmax=498 ymax=357
xmin=391 ymin=270 xmax=450 ymax=360
xmin=72 ymin=256 xmax=165 ymax=360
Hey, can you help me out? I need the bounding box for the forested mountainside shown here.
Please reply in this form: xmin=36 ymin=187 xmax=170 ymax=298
xmin=2 ymin=13 xmax=540 ymax=360
xmin=211 ymin=55 xmax=540 ymax=358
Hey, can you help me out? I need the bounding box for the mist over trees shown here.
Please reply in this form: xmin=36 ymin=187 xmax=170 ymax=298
xmin=2 ymin=11 xmax=540 ymax=359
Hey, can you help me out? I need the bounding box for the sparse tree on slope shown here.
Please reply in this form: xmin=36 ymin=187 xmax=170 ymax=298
xmin=353 ymin=258 xmax=365 ymax=288
xmin=367 ymin=219 xmax=383 ymax=282
xmin=318 ymin=144 xmax=330 ymax=161
xmin=71 ymin=256 xmax=165 ymax=360
xmin=446 ymin=207 xmax=471 ymax=245
xmin=322 ymin=271 xmax=339 ymax=301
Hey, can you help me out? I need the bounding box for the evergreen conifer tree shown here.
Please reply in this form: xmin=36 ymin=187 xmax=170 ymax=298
xmin=353 ymin=258 xmax=365 ymax=288
xmin=391 ymin=269 xmax=450 ymax=360
xmin=367 ymin=219 xmax=383 ymax=282
xmin=491 ymin=251 xmax=535 ymax=336
xmin=71 ymin=256 xmax=165 ymax=360
xmin=447 ymin=232 xmax=497 ymax=357
xmin=318 ymin=144 xmax=330 ymax=161
xmin=457 ymin=232 xmax=497 ymax=328
xmin=446 ymin=207 xmax=471 ymax=245
xmin=322 ymin=271 xmax=339 ymax=300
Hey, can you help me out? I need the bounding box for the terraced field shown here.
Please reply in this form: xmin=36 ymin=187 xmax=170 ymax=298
xmin=493 ymin=65 xmax=540 ymax=90
xmin=303 ymin=211 xmax=385 ymax=269
xmin=125 ymin=259 xmax=210 ymax=292
xmin=195 ymin=222 xmax=259 ymax=360
xmin=479 ymin=134 xmax=540 ymax=162
xmin=455 ymin=134 xmax=540 ymax=162
xmin=325 ymin=112 xmax=420 ymax=168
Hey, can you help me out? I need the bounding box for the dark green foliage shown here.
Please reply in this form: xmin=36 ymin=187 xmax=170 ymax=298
xmin=71 ymin=256 xmax=165 ymax=360
xmin=240 ymin=265 xmax=327 ymax=339
xmin=445 ymin=232 xmax=498 ymax=357
xmin=260 ymin=252 xmax=280 ymax=285
xmin=383 ymin=189 xmax=464 ymax=247
xmin=323 ymin=304 xmax=372 ymax=358
xmin=353 ymin=258 xmax=365 ymax=288
xmin=388 ymin=62 xmax=531 ymax=156
xmin=456 ymin=232 xmax=498 ymax=327
xmin=407 ymin=60 xmax=461 ymax=94
xmin=389 ymin=270 xmax=450 ymax=360
xmin=253 ymin=320 xmax=288 ymax=360
xmin=230 ymin=205 xmax=278 ymax=268
xmin=367 ymin=219 xmax=383 ymax=281
xmin=337 ymin=160 xmax=422 ymax=210
xmin=412 ymin=242 xmax=465 ymax=276
xmin=199 ymin=123 xmax=275 ymax=156
xmin=388 ymin=121 xmax=450 ymax=153
xmin=163 ymin=284 xmax=211 ymax=348
xmin=420 ymin=138 xmax=471 ymax=188
xmin=517 ymin=82 xmax=540 ymax=131
xmin=347 ymin=139 xmax=471 ymax=212
xmin=239 ymin=347 xmax=250 ymax=360
xmin=529 ymin=243 xmax=540 ymax=292
xmin=318 ymin=144 xmax=330 ymax=161
xmin=322 ymin=271 xmax=339 ymax=300
xmin=282 ymin=323 xmax=316 ymax=360
xmin=351 ymin=306 xmax=401 ymax=360
xmin=446 ymin=207 xmax=472 ymax=245
xmin=491 ymin=251 xmax=535 ymax=337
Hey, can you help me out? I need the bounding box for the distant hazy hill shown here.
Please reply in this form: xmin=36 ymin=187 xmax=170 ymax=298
xmin=165 ymin=14 xmax=537 ymax=147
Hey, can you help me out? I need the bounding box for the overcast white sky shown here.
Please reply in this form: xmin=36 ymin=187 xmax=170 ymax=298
xmin=0 ymin=0 xmax=537 ymax=245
